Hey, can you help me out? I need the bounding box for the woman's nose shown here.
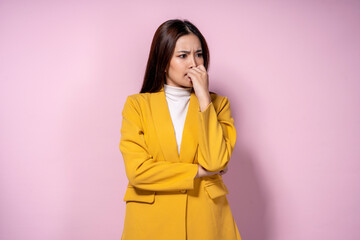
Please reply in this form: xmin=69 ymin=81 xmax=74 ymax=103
xmin=189 ymin=54 xmax=197 ymax=68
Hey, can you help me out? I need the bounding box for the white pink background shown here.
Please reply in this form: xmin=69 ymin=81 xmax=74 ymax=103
xmin=1 ymin=0 xmax=359 ymax=239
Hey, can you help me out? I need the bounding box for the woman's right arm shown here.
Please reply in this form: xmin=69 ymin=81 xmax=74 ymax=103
xmin=120 ymin=96 xmax=220 ymax=192
xmin=196 ymin=164 xmax=228 ymax=178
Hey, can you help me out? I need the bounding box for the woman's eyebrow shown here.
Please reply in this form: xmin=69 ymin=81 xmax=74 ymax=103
xmin=176 ymin=49 xmax=202 ymax=53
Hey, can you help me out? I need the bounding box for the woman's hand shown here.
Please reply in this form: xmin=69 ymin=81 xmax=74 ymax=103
xmin=195 ymin=164 xmax=228 ymax=178
xmin=219 ymin=165 xmax=228 ymax=176
xmin=186 ymin=64 xmax=211 ymax=111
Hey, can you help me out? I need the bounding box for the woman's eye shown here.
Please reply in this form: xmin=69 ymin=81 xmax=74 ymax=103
xmin=178 ymin=53 xmax=202 ymax=58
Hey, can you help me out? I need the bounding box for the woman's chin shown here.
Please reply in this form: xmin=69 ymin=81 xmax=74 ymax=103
xmin=184 ymin=81 xmax=193 ymax=88
xmin=185 ymin=77 xmax=193 ymax=86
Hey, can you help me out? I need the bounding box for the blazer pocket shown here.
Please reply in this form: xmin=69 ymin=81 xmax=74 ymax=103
xmin=123 ymin=186 xmax=155 ymax=204
xmin=204 ymin=180 xmax=229 ymax=199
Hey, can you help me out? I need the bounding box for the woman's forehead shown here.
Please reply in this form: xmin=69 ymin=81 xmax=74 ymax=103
xmin=175 ymin=34 xmax=202 ymax=51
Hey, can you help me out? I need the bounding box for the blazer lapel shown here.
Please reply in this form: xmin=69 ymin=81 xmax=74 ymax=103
xmin=179 ymin=92 xmax=199 ymax=164
xmin=150 ymin=87 xmax=199 ymax=164
xmin=151 ymin=88 xmax=180 ymax=163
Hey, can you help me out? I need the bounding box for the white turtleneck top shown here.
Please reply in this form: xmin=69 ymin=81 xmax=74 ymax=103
xmin=163 ymin=83 xmax=192 ymax=154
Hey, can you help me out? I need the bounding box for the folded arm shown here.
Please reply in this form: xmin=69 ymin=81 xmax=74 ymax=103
xmin=197 ymin=96 xmax=237 ymax=172
xmin=119 ymin=96 xmax=198 ymax=192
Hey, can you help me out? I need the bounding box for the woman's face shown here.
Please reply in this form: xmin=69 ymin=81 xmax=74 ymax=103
xmin=165 ymin=34 xmax=204 ymax=88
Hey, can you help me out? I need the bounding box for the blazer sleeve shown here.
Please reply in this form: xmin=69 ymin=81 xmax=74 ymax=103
xmin=197 ymin=96 xmax=237 ymax=172
xmin=119 ymin=96 xmax=199 ymax=192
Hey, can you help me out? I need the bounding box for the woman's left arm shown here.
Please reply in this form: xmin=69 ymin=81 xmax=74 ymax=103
xmin=187 ymin=64 xmax=237 ymax=172
xmin=197 ymin=96 xmax=237 ymax=172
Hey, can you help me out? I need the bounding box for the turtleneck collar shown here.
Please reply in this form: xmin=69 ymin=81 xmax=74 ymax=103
xmin=163 ymin=84 xmax=192 ymax=101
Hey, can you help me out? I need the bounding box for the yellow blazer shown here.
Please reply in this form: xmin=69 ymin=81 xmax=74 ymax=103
xmin=119 ymin=87 xmax=241 ymax=240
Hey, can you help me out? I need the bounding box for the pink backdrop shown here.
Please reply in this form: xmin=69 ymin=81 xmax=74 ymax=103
xmin=1 ymin=1 xmax=359 ymax=239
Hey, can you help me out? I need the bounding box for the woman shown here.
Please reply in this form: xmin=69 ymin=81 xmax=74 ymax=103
xmin=119 ymin=19 xmax=241 ymax=240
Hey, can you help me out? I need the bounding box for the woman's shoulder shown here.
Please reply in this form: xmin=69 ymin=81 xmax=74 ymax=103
xmin=124 ymin=91 xmax=159 ymax=107
xmin=126 ymin=92 xmax=151 ymax=101
xmin=124 ymin=90 xmax=231 ymax=110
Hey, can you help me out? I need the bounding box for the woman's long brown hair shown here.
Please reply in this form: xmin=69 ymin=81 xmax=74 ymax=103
xmin=140 ymin=19 xmax=210 ymax=93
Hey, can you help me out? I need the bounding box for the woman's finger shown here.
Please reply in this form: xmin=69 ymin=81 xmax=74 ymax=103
xmin=197 ymin=64 xmax=206 ymax=71
xmin=219 ymin=166 xmax=229 ymax=175
xmin=190 ymin=66 xmax=204 ymax=74
xmin=188 ymin=68 xmax=202 ymax=77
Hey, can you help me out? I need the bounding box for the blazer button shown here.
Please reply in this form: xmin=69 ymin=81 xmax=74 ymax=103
xmin=180 ymin=190 xmax=187 ymax=194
